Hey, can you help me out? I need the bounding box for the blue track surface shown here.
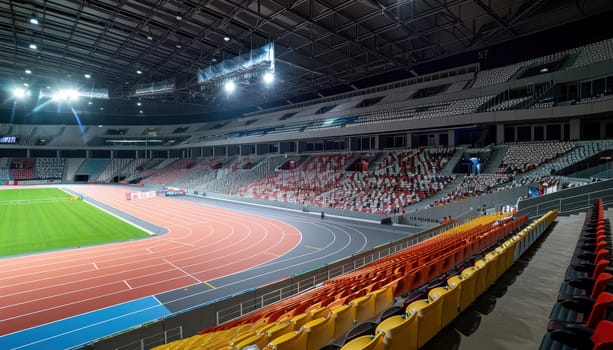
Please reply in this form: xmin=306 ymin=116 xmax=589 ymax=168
xmin=0 ymin=297 xmax=171 ymax=350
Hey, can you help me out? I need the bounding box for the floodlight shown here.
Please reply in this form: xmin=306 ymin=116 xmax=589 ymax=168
xmin=136 ymin=70 xmax=142 ymax=74
xmin=223 ymin=36 xmax=230 ymax=42
xmin=52 ymin=89 xmax=79 ymax=102
xmin=224 ymin=80 xmax=236 ymax=93
xmin=12 ymin=87 xmax=26 ymax=99
xmin=263 ymin=72 xmax=274 ymax=84
xmin=29 ymin=43 xmax=37 ymax=50
xmin=137 ymin=102 xmax=142 ymax=106
xmin=29 ymin=16 xmax=39 ymax=25
xmin=84 ymin=73 xmax=91 ymax=79
xmin=25 ymin=69 xmax=32 ymax=74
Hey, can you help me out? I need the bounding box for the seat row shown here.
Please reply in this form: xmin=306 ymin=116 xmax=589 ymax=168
xmin=540 ymin=199 xmax=613 ymax=349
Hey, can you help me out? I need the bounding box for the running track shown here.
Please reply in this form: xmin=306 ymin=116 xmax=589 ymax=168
xmin=0 ymin=185 xmax=417 ymax=347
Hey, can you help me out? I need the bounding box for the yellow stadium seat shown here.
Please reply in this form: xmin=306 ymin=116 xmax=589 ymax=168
xmin=266 ymin=321 xmax=294 ymax=344
xmin=340 ymin=333 xmax=385 ymax=350
xmin=429 ymin=285 xmax=459 ymax=328
xmin=375 ymin=314 xmax=418 ymax=350
xmin=303 ymin=317 xmax=334 ymax=350
xmin=370 ymin=286 xmax=394 ymax=315
xmin=290 ymin=312 xmax=312 ymax=329
xmin=265 ymin=329 xmax=307 ymax=350
xmin=406 ymin=296 xmax=443 ymax=348
xmin=309 ymin=306 xmax=331 ymax=320
xmin=232 ymin=333 xmax=269 ymax=349
xmin=351 ymin=294 xmax=376 ymax=324
xmin=485 ymin=251 xmax=501 ymax=285
xmin=332 ymin=304 xmax=356 ymax=339
xmin=459 ymin=268 xmax=477 ymax=311
xmin=474 ymin=259 xmax=489 ymax=296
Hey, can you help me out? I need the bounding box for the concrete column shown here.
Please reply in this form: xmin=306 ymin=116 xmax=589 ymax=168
xmin=448 ymin=130 xmax=455 ymax=147
xmin=496 ymin=124 xmax=504 ymax=144
xmin=570 ymin=119 xmax=580 ymax=141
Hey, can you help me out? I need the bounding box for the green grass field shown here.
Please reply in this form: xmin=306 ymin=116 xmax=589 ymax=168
xmin=0 ymin=188 xmax=150 ymax=258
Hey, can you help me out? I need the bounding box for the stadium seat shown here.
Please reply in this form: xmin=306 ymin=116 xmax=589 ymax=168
xmin=265 ymin=329 xmax=307 ymax=350
xmin=303 ymin=317 xmax=335 ymax=350
xmin=548 ymin=292 xmax=613 ymax=332
xmin=375 ymin=313 xmax=418 ymax=350
xmin=473 ymin=259 xmax=490 ymax=296
xmin=370 ymin=286 xmax=394 ymax=316
xmin=340 ymin=333 xmax=385 ymax=350
xmin=429 ymin=285 xmax=460 ymax=328
xmin=350 ymin=294 xmax=376 ymax=324
xmin=458 ymin=268 xmax=478 ymax=311
xmin=406 ymin=296 xmax=444 ymax=348
xmin=332 ymin=304 xmax=356 ymax=339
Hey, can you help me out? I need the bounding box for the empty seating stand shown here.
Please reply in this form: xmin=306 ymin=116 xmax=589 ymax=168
xmin=540 ymin=200 xmax=613 ymax=349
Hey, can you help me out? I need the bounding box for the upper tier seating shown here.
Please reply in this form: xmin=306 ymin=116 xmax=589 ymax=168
xmin=497 ymin=142 xmax=575 ymax=174
xmin=527 ymin=140 xmax=613 ymax=177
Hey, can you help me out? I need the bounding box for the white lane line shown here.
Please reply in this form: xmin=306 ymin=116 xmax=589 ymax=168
xmin=164 ymin=259 xmax=200 ymax=283
xmin=92 ymin=262 xmax=98 ymax=270
xmin=160 ymin=238 xmax=196 ymax=247
xmin=123 ymin=280 xmax=133 ymax=290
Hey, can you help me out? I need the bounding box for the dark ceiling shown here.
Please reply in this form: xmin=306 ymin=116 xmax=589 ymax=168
xmin=1 ymin=0 xmax=612 ymax=119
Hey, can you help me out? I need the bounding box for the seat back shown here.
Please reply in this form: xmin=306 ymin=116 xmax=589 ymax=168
xmin=340 ymin=333 xmax=385 ymax=350
xmin=590 ymin=273 xmax=613 ymax=299
xmin=303 ymin=317 xmax=334 ymax=350
xmin=351 ymin=294 xmax=376 ymax=324
xmin=375 ymin=314 xmax=418 ymax=350
xmin=406 ymin=296 xmax=444 ymax=348
xmin=474 ymin=259 xmax=489 ymax=296
xmin=586 ymin=292 xmax=613 ymax=329
xmin=591 ymin=320 xmax=613 ymax=350
xmin=371 ymin=286 xmax=394 ymax=315
xmin=459 ymin=268 xmax=477 ymax=311
xmin=265 ymin=329 xmax=307 ymax=350
xmin=332 ymin=304 xmax=356 ymax=339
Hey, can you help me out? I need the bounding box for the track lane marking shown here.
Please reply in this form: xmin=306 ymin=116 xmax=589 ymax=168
xmin=164 ymin=259 xmax=200 ymax=283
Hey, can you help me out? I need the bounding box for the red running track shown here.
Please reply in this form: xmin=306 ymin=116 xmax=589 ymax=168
xmin=0 ymin=185 xmax=301 ymax=336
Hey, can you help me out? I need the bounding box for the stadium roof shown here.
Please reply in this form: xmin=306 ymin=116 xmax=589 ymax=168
xmin=1 ymin=0 xmax=613 ymax=120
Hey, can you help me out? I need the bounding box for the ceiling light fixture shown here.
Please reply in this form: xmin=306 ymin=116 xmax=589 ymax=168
xmin=224 ymin=36 xmax=230 ymax=42
xmin=24 ymin=69 xmax=32 ymax=74
xmin=12 ymin=87 xmax=26 ymax=99
xmin=176 ymin=44 xmax=182 ymax=48
xmin=136 ymin=70 xmax=142 ymax=74
xmin=224 ymin=80 xmax=235 ymax=93
xmin=29 ymin=43 xmax=37 ymax=50
xmin=137 ymin=102 xmax=142 ymax=106
xmin=29 ymin=15 xmax=39 ymax=25
xmin=147 ymin=35 xmax=153 ymax=40
xmin=263 ymin=72 xmax=274 ymax=84
xmin=84 ymin=73 xmax=91 ymax=79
